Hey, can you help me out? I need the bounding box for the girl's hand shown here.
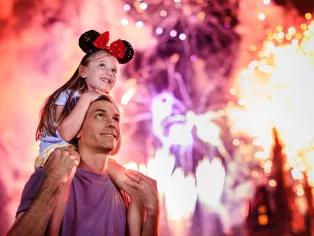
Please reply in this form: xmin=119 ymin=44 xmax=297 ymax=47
xmin=80 ymin=90 xmax=102 ymax=103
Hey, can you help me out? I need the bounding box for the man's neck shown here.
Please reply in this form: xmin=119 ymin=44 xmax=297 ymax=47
xmin=78 ymin=146 xmax=109 ymax=175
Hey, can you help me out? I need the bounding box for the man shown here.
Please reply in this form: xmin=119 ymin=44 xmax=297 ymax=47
xmin=8 ymin=95 xmax=159 ymax=236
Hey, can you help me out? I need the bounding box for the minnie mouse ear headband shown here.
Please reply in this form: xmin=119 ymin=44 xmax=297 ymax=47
xmin=79 ymin=30 xmax=134 ymax=64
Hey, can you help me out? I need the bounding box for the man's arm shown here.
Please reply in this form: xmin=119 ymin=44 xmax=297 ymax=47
xmin=107 ymin=159 xmax=143 ymax=236
xmin=8 ymin=147 xmax=80 ymax=236
xmin=139 ymin=186 xmax=159 ymax=236
xmin=8 ymin=174 xmax=61 ymax=236
xmin=142 ymin=213 xmax=159 ymax=236
xmin=124 ymin=170 xmax=160 ymax=236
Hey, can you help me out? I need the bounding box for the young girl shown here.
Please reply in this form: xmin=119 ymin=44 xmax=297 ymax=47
xmin=35 ymin=30 xmax=143 ymax=235
xmin=35 ymin=30 xmax=134 ymax=165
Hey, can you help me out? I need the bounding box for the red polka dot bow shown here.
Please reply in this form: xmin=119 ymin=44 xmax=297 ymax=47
xmin=93 ymin=31 xmax=125 ymax=59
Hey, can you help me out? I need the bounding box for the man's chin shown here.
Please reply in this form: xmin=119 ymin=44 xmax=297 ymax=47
xmin=96 ymin=144 xmax=116 ymax=154
xmin=96 ymin=138 xmax=117 ymax=153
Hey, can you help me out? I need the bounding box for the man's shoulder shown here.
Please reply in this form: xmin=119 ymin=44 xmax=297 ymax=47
xmin=24 ymin=168 xmax=46 ymax=188
xmin=16 ymin=168 xmax=46 ymax=215
xmin=29 ymin=168 xmax=46 ymax=182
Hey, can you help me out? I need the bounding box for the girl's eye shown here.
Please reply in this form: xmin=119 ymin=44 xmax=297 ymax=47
xmin=113 ymin=117 xmax=120 ymax=122
xmin=112 ymin=69 xmax=117 ymax=73
xmin=99 ymin=63 xmax=105 ymax=67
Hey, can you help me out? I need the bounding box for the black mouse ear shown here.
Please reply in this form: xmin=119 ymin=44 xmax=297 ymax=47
xmin=117 ymin=40 xmax=134 ymax=64
xmin=79 ymin=30 xmax=100 ymax=54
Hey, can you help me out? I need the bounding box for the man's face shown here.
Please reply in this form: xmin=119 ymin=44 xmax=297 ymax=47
xmin=78 ymin=99 xmax=120 ymax=153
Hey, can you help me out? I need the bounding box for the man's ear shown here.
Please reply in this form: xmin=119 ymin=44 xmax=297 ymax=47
xmin=79 ymin=65 xmax=88 ymax=78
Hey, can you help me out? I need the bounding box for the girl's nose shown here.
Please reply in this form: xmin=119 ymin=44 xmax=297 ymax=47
xmin=106 ymin=70 xmax=114 ymax=76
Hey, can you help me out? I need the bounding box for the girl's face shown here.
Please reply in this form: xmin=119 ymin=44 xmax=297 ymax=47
xmin=82 ymin=50 xmax=118 ymax=93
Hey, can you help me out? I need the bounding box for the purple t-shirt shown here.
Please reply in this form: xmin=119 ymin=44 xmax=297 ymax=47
xmin=17 ymin=168 xmax=127 ymax=236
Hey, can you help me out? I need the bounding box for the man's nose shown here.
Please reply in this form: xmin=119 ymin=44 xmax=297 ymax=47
xmin=106 ymin=120 xmax=115 ymax=128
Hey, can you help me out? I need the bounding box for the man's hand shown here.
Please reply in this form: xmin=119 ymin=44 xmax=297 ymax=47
xmin=45 ymin=145 xmax=80 ymax=184
xmin=45 ymin=146 xmax=80 ymax=236
xmin=124 ymin=170 xmax=159 ymax=235
xmin=124 ymin=170 xmax=159 ymax=217
xmin=107 ymin=159 xmax=140 ymax=197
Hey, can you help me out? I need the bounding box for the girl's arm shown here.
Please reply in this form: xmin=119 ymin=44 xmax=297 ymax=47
xmin=57 ymin=91 xmax=100 ymax=142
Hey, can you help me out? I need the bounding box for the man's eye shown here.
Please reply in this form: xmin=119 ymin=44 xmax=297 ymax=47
xmin=99 ymin=63 xmax=105 ymax=67
xmin=96 ymin=113 xmax=104 ymax=118
xmin=113 ymin=117 xmax=120 ymax=122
